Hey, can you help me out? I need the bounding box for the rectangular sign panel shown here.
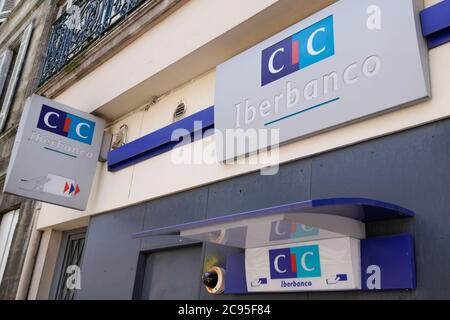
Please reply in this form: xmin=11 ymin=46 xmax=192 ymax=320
xmin=361 ymin=234 xmax=416 ymax=291
xmin=3 ymin=95 xmax=105 ymax=210
xmin=215 ymin=0 xmax=430 ymax=162
xmin=245 ymin=237 xmax=361 ymax=292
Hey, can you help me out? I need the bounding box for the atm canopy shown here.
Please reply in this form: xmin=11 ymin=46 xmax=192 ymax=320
xmin=132 ymin=198 xmax=414 ymax=249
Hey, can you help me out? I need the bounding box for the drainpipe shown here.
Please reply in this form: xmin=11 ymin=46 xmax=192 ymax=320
xmin=15 ymin=202 xmax=42 ymax=300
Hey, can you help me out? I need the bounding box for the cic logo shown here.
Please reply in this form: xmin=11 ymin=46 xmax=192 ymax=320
xmin=269 ymin=221 xmax=319 ymax=241
xmin=262 ymin=15 xmax=335 ymax=86
xmin=37 ymin=105 xmax=96 ymax=145
xmin=269 ymin=245 xmax=321 ymax=279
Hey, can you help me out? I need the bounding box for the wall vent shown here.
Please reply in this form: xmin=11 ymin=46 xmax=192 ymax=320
xmin=173 ymin=102 xmax=186 ymax=122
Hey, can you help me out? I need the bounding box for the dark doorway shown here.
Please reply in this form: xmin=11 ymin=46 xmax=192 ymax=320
xmin=139 ymin=244 xmax=203 ymax=300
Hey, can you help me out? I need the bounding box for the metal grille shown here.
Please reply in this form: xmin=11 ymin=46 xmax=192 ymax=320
xmin=55 ymin=231 xmax=86 ymax=300
xmin=40 ymin=0 xmax=153 ymax=84
xmin=0 ymin=0 xmax=16 ymax=13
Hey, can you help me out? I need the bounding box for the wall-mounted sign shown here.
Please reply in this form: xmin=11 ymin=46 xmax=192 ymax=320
xmin=361 ymin=235 xmax=416 ymax=290
xmin=3 ymin=95 xmax=105 ymax=211
xmin=214 ymin=0 xmax=430 ymax=162
xmin=245 ymin=237 xmax=361 ymax=292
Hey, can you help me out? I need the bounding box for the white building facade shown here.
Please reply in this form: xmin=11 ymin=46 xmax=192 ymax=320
xmin=19 ymin=0 xmax=450 ymax=299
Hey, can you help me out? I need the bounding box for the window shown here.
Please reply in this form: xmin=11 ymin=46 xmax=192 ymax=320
xmin=0 ymin=209 xmax=19 ymax=285
xmin=0 ymin=22 xmax=32 ymax=133
xmin=0 ymin=0 xmax=16 ymax=22
xmin=136 ymin=245 xmax=203 ymax=300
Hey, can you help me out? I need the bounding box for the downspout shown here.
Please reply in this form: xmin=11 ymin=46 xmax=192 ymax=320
xmin=15 ymin=202 xmax=42 ymax=300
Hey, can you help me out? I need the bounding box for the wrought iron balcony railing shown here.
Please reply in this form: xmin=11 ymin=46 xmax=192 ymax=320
xmin=39 ymin=0 xmax=150 ymax=84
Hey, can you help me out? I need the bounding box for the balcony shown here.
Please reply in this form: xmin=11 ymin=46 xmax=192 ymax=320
xmin=39 ymin=0 xmax=154 ymax=84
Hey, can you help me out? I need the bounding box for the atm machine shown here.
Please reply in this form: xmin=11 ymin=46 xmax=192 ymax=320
xmin=133 ymin=198 xmax=416 ymax=295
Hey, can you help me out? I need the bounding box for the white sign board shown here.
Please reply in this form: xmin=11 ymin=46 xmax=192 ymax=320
xmin=214 ymin=0 xmax=430 ymax=162
xmin=245 ymin=237 xmax=361 ymax=292
xmin=3 ymin=95 xmax=105 ymax=211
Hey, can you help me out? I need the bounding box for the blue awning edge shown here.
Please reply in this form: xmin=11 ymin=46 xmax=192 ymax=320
xmin=132 ymin=198 xmax=414 ymax=239
xmin=108 ymin=106 xmax=214 ymax=172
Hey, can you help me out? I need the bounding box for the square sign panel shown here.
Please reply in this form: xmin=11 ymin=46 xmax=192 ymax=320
xmin=215 ymin=0 xmax=430 ymax=162
xmin=3 ymin=95 xmax=105 ymax=211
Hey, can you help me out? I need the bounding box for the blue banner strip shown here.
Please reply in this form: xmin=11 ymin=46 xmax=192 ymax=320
xmin=421 ymin=0 xmax=450 ymax=49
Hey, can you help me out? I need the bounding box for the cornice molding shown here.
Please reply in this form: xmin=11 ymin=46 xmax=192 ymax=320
xmin=37 ymin=0 xmax=186 ymax=100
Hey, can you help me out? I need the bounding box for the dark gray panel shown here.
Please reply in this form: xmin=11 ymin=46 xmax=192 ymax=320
xmin=50 ymin=228 xmax=87 ymax=300
xmin=202 ymin=160 xmax=311 ymax=300
xmin=206 ymin=160 xmax=311 ymax=219
xmin=310 ymin=120 xmax=450 ymax=299
xmin=75 ymin=203 xmax=146 ymax=300
xmin=143 ymin=245 xmax=203 ymax=300
xmin=143 ymin=186 xmax=209 ymax=228
xmin=141 ymin=186 xmax=209 ymax=251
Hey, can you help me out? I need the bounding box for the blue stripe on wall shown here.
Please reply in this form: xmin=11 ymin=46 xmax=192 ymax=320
xmin=421 ymin=0 xmax=450 ymax=49
xmin=107 ymin=106 xmax=214 ymax=172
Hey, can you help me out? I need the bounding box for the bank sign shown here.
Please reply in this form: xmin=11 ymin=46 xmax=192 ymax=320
xmin=215 ymin=0 xmax=430 ymax=162
xmin=245 ymin=238 xmax=361 ymax=292
xmin=3 ymin=95 xmax=105 ymax=211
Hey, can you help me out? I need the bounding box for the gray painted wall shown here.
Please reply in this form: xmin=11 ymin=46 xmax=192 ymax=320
xmin=74 ymin=118 xmax=450 ymax=300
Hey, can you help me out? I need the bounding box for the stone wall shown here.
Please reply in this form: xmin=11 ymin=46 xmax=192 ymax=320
xmin=0 ymin=0 xmax=57 ymax=299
